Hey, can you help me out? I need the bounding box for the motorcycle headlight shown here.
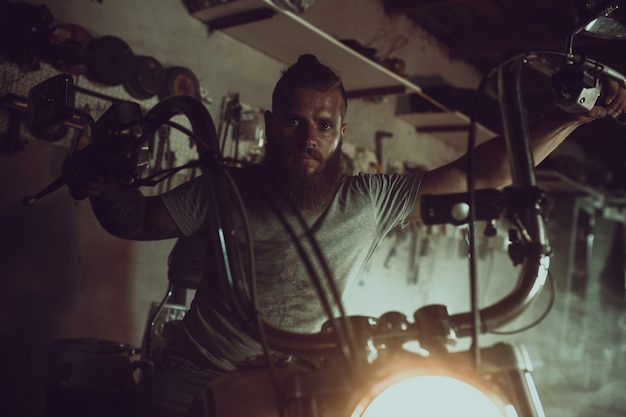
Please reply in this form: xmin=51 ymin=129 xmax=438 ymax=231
xmin=353 ymin=372 xmax=516 ymax=417
xmin=189 ymin=343 xmax=542 ymax=417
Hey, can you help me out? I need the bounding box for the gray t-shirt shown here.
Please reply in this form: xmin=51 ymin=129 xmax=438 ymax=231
xmin=160 ymin=166 xmax=421 ymax=371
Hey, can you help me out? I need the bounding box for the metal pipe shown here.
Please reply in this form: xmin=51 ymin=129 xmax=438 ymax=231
xmin=452 ymin=59 xmax=551 ymax=336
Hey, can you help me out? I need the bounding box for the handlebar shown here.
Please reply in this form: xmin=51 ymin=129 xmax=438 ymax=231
xmin=22 ymin=82 xmax=219 ymax=206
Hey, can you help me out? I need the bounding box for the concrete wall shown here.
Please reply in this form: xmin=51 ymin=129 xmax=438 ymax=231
xmin=0 ymin=0 xmax=624 ymax=416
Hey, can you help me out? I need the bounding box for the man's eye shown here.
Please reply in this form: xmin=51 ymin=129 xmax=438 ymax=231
xmin=320 ymin=122 xmax=332 ymax=130
xmin=288 ymin=119 xmax=299 ymax=126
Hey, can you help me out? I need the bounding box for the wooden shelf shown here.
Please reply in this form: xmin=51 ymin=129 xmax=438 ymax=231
xmin=189 ymin=0 xmax=494 ymax=142
xmin=190 ymin=0 xmax=447 ymax=102
xmin=396 ymin=111 xmax=497 ymax=148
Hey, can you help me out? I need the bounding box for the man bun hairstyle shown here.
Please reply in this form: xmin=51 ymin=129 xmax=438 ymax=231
xmin=272 ymin=54 xmax=348 ymax=117
xmin=296 ymin=53 xmax=320 ymax=65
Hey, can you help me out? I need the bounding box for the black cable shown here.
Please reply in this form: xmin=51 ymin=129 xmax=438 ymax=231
xmin=199 ymin=162 xmax=288 ymax=416
xmin=467 ymin=63 xmax=500 ymax=370
xmin=235 ymin=167 xmax=359 ymax=368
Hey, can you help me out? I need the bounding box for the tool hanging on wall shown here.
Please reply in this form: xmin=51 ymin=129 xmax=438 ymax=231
xmin=153 ymin=125 xmax=170 ymax=194
xmin=86 ymin=35 xmax=135 ymax=86
xmin=217 ymin=93 xmax=242 ymax=158
xmin=383 ymin=226 xmax=405 ymax=269
xmin=406 ymin=223 xmax=421 ymax=285
xmin=163 ymin=135 xmax=177 ymax=192
xmin=124 ymin=55 xmax=166 ymax=100
xmin=46 ymin=23 xmax=94 ymax=76
xmin=374 ymin=130 xmax=393 ymax=172
xmin=159 ymin=66 xmax=201 ymax=101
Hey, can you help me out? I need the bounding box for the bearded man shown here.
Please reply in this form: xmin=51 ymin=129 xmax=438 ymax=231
xmin=70 ymin=54 xmax=626 ymax=416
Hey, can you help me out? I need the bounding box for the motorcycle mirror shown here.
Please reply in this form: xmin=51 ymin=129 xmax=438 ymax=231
xmin=573 ymin=0 xmax=626 ymax=39
xmin=27 ymin=73 xmax=75 ymax=131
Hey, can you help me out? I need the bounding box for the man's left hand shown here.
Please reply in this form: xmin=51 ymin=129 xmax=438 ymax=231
xmin=588 ymin=78 xmax=626 ymax=120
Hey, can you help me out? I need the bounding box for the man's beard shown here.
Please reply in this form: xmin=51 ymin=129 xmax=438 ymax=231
xmin=263 ymin=143 xmax=344 ymax=215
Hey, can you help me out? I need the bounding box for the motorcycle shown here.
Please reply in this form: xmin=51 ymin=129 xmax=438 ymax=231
xmin=23 ymin=1 xmax=626 ymax=416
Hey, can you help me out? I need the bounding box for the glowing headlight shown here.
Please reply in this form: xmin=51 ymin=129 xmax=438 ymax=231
xmin=353 ymin=374 xmax=515 ymax=417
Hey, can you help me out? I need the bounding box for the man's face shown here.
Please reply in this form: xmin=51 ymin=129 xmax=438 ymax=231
xmin=265 ymin=87 xmax=346 ymax=176
xmin=263 ymin=87 xmax=347 ymax=213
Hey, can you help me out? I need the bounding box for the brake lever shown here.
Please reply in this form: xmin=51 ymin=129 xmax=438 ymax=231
xmin=22 ymin=99 xmax=149 ymax=206
xmin=22 ymin=165 xmax=83 ymax=206
xmin=21 ymin=141 xmax=116 ymax=206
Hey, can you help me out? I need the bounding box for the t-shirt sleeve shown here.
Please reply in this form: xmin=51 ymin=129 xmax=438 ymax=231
xmin=160 ymin=175 xmax=209 ymax=236
xmin=361 ymin=172 xmax=422 ymax=235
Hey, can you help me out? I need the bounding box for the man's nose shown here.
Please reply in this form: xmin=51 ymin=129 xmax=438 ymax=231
xmin=301 ymin=123 xmax=318 ymax=147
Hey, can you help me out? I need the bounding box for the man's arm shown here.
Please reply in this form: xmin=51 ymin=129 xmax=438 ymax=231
xmin=72 ymin=174 xmax=182 ymax=240
xmin=409 ymin=79 xmax=626 ymax=221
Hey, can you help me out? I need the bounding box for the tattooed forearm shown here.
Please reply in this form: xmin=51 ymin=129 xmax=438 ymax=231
xmin=89 ymin=180 xmax=182 ymax=240
xmin=90 ymin=184 xmax=146 ymax=238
